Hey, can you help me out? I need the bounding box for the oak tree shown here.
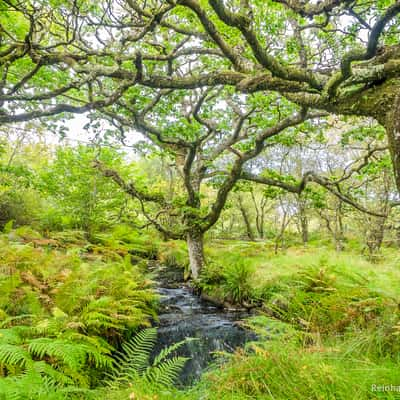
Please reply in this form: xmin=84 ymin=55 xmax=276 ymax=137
xmin=2 ymin=0 xmax=400 ymax=276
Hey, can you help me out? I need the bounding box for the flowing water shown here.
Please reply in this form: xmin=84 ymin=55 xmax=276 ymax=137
xmin=152 ymin=264 xmax=257 ymax=385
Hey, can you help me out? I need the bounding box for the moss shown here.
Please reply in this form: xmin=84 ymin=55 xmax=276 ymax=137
xmin=338 ymin=78 xmax=400 ymax=123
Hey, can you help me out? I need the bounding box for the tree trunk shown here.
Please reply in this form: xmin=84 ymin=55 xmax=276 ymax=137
xmin=274 ymin=200 xmax=291 ymax=254
xmin=335 ymin=202 xmax=345 ymax=251
xmin=385 ymin=93 xmax=400 ymax=193
xmin=297 ymin=198 xmax=308 ymax=244
xmin=251 ymin=189 xmax=267 ymax=239
xmin=300 ymin=214 xmax=308 ymax=244
xmin=187 ymin=230 xmax=205 ymax=279
xmin=364 ymin=216 xmax=387 ymax=259
xmin=317 ymin=206 xmax=344 ymax=251
xmin=258 ymin=209 xmax=265 ymax=239
xmin=396 ymin=227 xmax=400 ymax=248
xmin=238 ymin=194 xmax=255 ymax=240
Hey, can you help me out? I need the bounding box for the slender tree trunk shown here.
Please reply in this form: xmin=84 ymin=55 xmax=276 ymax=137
xmin=297 ymin=199 xmax=308 ymax=244
xmin=250 ymin=189 xmax=267 ymax=239
xmin=396 ymin=227 xmax=400 ymax=248
xmin=250 ymin=190 xmax=262 ymax=238
xmin=259 ymin=218 xmax=265 ymax=238
xmin=318 ymin=207 xmax=344 ymax=251
xmin=275 ymin=211 xmax=288 ymax=254
xmin=334 ymin=202 xmax=345 ymax=251
xmin=259 ymin=206 xmax=265 ymax=239
xmin=364 ymin=171 xmax=391 ymax=258
xmin=364 ymin=216 xmax=387 ymax=258
xmin=228 ymin=213 xmax=235 ymax=237
xmin=274 ymin=199 xmax=292 ymax=254
xmin=238 ymin=194 xmax=255 ymax=240
xmin=186 ymin=230 xmax=205 ymax=279
xmin=300 ymin=214 xmax=308 ymax=244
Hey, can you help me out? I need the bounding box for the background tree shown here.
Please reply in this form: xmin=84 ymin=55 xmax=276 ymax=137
xmin=40 ymin=144 xmax=132 ymax=236
xmin=355 ymin=155 xmax=396 ymax=257
xmin=0 ymin=124 xmax=49 ymax=228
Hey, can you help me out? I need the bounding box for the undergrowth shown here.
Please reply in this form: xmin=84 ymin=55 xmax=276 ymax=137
xmin=0 ymin=227 xmax=158 ymax=397
xmin=2 ymin=231 xmax=400 ymax=400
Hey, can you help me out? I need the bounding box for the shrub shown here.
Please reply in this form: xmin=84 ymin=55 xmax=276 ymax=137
xmin=222 ymin=261 xmax=255 ymax=305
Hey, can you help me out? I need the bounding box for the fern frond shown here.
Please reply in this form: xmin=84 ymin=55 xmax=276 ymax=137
xmin=0 ymin=314 xmax=34 ymax=329
xmin=109 ymin=328 xmax=190 ymax=388
xmin=152 ymin=338 xmax=195 ymax=366
xmin=83 ymin=344 xmax=113 ymax=369
xmin=81 ymin=310 xmax=122 ymax=330
xmin=114 ymin=328 xmax=157 ymax=377
xmin=0 ymin=377 xmax=25 ymax=400
xmin=28 ymin=338 xmax=86 ymax=370
xmin=28 ymin=337 xmax=113 ymax=371
xmin=0 ymin=343 xmax=32 ymax=367
xmin=31 ymin=360 xmax=75 ymax=386
xmin=145 ymin=356 xmax=189 ymax=387
xmin=62 ymin=332 xmax=114 ymax=355
xmin=0 ymin=328 xmax=23 ymax=345
xmin=0 ymin=368 xmax=87 ymax=400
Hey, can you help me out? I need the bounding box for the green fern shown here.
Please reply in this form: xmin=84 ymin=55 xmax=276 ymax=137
xmin=112 ymin=327 xmax=157 ymax=381
xmin=0 ymin=342 xmax=32 ymax=369
xmin=144 ymin=356 xmax=189 ymax=387
xmin=109 ymin=328 xmax=191 ymax=388
xmin=0 ymin=369 xmax=91 ymax=400
xmin=152 ymin=337 xmax=193 ymax=366
xmin=0 ymin=328 xmax=24 ymax=345
xmin=0 ymin=324 xmax=113 ymax=392
xmin=28 ymin=338 xmax=113 ymax=370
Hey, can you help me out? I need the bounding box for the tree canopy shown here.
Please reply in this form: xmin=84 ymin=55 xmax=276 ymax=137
xmin=1 ymin=0 xmax=400 ymax=276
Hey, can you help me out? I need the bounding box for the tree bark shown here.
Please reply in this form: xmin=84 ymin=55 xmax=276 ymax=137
xmin=300 ymin=213 xmax=308 ymax=244
xmin=274 ymin=197 xmax=292 ymax=254
xmin=238 ymin=194 xmax=255 ymax=240
xmin=297 ymin=198 xmax=309 ymax=244
xmin=335 ymin=205 xmax=345 ymax=252
xmin=250 ymin=189 xmax=267 ymax=239
xmin=385 ymin=93 xmax=400 ymax=193
xmin=365 ymin=216 xmax=386 ymax=256
xmin=186 ymin=230 xmax=205 ymax=279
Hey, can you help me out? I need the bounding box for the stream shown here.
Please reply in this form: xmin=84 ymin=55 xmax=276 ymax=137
xmin=151 ymin=263 xmax=257 ymax=385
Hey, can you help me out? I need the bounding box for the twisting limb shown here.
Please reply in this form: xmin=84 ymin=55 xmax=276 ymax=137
xmin=325 ymin=1 xmax=400 ymax=97
xmin=92 ymin=160 xmax=168 ymax=206
xmin=201 ymin=108 xmax=310 ymax=231
xmin=273 ymin=0 xmax=348 ymax=17
xmin=93 ymin=160 xmax=184 ymax=239
xmin=175 ymin=0 xmax=249 ymax=72
xmin=208 ymin=0 xmax=324 ymax=90
xmin=240 ymin=170 xmax=390 ymax=218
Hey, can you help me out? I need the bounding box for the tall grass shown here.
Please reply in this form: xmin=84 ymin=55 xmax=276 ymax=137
xmin=194 ymin=240 xmax=400 ymax=399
